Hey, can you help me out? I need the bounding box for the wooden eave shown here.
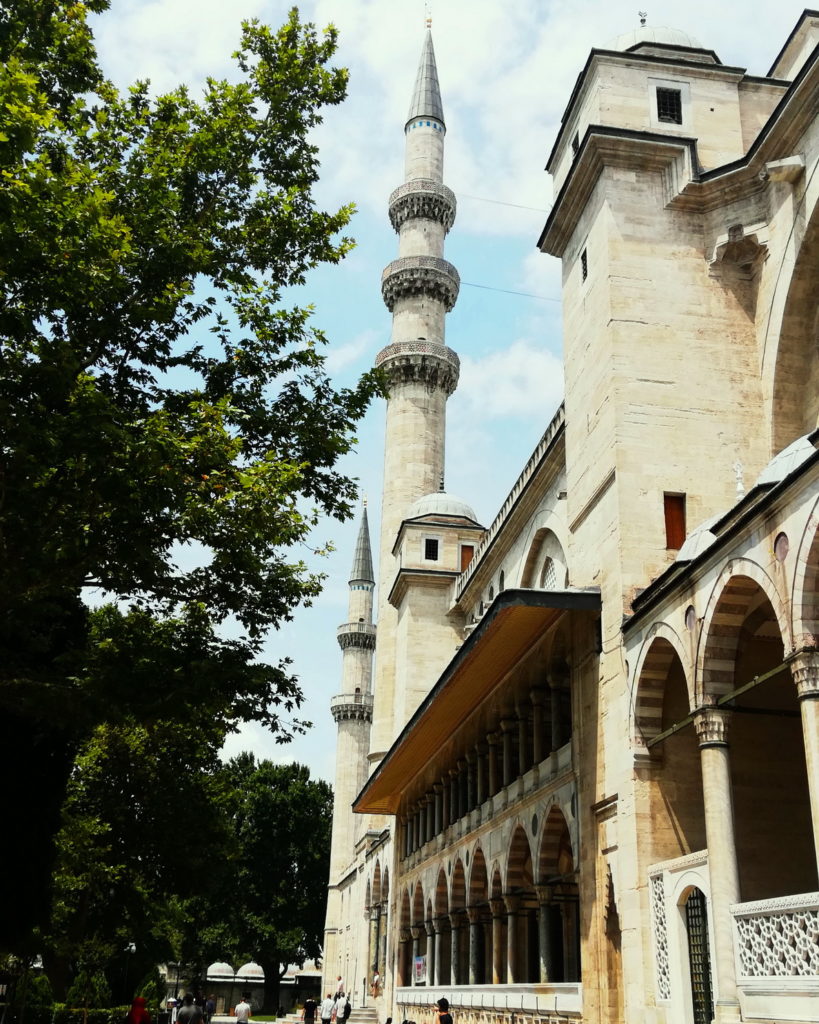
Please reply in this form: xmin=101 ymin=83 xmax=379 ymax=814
xmin=353 ymin=587 xmax=601 ymax=816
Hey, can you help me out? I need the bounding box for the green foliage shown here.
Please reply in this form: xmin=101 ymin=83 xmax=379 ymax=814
xmin=53 ymin=1007 xmax=129 ymax=1024
xmin=190 ymin=757 xmax=333 ymax=1010
xmin=63 ymin=971 xmax=112 ymax=1011
xmin=134 ymin=968 xmax=164 ymax=1010
xmin=0 ymin=0 xmax=382 ymax=951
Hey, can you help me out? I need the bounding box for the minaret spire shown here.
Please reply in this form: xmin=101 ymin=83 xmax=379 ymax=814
xmin=370 ymin=26 xmax=460 ymax=759
xmin=350 ymin=504 xmax=375 ymax=585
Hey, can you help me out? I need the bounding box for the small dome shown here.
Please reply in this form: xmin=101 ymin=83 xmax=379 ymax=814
xmin=206 ymin=962 xmax=235 ymax=982
xmin=407 ymin=490 xmax=479 ymax=522
xmin=607 ymin=25 xmax=705 ymax=52
xmin=236 ymin=962 xmax=265 ymax=980
xmin=756 ymin=434 xmax=818 ymax=487
xmin=675 ymin=514 xmax=721 ymax=563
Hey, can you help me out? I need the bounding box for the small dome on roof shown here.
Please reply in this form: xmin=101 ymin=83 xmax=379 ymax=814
xmin=607 ymin=25 xmax=705 ymax=52
xmin=675 ymin=513 xmax=721 ymax=563
xmin=236 ymin=962 xmax=265 ymax=980
xmin=756 ymin=434 xmax=818 ymax=487
xmin=407 ymin=491 xmax=478 ymax=522
xmin=206 ymin=962 xmax=235 ymax=981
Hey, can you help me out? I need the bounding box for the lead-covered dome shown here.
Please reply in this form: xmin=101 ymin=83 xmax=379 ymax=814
xmin=407 ymin=491 xmax=479 ymax=523
xmin=206 ymin=962 xmax=235 ymax=981
xmin=607 ymin=25 xmax=705 ymax=52
xmin=756 ymin=434 xmax=818 ymax=487
xmin=236 ymin=962 xmax=265 ymax=981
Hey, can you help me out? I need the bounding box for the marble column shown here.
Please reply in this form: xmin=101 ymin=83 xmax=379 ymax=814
xmin=517 ymin=702 xmax=529 ymax=775
xmin=441 ymin=775 xmax=451 ymax=830
xmin=536 ymin=885 xmax=557 ymax=982
xmin=369 ymin=908 xmax=380 ymax=976
xmin=500 ymin=719 xmax=514 ymax=786
xmin=531 ymin=688 xmax=545 ymax=764
xmin=466 ymin=750 xmax=477 ymax=811
xmin=425 ymin=920 xmax=436 ymax=986
xmin=503 ymin=893 xmax=520 ymax=983
xmin=449 ymin=769 xmax=458 ymax=825
xmin=791 ymin=650 xmax=819 ymax=875
xmin=476 ymin=742 xmax=487 ymax=805
xmin=449 ymin=912 xmax=462 ymax=985
xmin=425 ymin=795 xmax=434 ymax=845
xmin=549 ymin=678 xmax=565 ymax=750
xmin=467 ymin=907 xmax=482 ymax=984
xmin=433 ymin=917 xmax=445 ymax=987
xmin=433 ymin=783 xmax=443 ymax=837
xmin=458 ymin=758 xmax=468 ymax=818
xmin=399 ymin=927 xmax=411 ymax=987
xmin=487 ymin=732 xmax=500 ymax=795
xmin=694 ymin=706 xmax=741 ymax=1023
xmin=490 ymin=898 xmax=504 ymax=984
xmin=410 ymin=925 xmax=423 ymax=987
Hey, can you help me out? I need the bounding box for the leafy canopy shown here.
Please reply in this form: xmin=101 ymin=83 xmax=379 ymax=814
xmin=0 ymin=0 xmax=380 ymax=946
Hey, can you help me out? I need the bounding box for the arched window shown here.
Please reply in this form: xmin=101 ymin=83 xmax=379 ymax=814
xmin=499 ymin=570 xmax=505 ymax=592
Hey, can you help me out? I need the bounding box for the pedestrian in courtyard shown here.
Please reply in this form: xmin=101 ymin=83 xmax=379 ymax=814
xmin=333 ymin=977 xmax=345 ymax=998
xmin=340 ymin=996 xmax=351 ymax=1024
xmin=319 ymin=993 xmax=335 ymax=1024
xmin=126 ymin=997 xmax=151 ymax=1024
xmin=302 ymin=996 xmax=317 ymax=1024
xmin=177 ymin=995 xmax=203 ymax=1024
xmin=234 ymin=994 xmax=252 ymax=1024
xmin=434 ymin=999 xmax=451 ymax=1024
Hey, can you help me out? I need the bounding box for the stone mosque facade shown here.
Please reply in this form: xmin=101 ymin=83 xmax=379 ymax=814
xmin=322 ymin=12 xmax=819 ymax=1024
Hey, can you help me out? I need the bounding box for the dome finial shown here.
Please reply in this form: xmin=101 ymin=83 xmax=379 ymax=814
xmin=639 ymin=10 xmax=647 ymax=26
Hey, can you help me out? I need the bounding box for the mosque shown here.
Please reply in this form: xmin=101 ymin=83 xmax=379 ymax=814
xmin=321 ymin=11 xmax=819 ymax=1024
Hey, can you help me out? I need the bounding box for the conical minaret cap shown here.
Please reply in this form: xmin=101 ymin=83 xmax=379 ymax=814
xmin=406 ymin=29 xmax=445 ymax=127
xmin=349 ymin=506 xmax=375 ymax=584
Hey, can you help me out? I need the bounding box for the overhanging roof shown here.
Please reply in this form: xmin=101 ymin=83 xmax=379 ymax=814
xmin=354 ymin=587 xmax=600 ymax=815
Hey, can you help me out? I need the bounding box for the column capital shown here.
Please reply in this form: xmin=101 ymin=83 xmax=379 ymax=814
xmin=433 ymin=781 xmax=443 ymax=794
xmin=791 ymin=650 xmax=819 ymax=699
xmin=370 ymin=907 xmax=380 ymax=922
xmin=693 ymin=705 xmax=732 ymax=747
xmin=490 ymin=898 xmax=505 ymax=918
xmin=410 ymin=924 xmax=424 ymax=940
xmin=432 ymin=916 xmax=447 ymax=934
xmin=466 ymin=906 xmax=482 ymax=924
xmin=530 ymin=687 xmax=546 ymax=707
xmin=448 ymin=910 xmax=464 ymax=929
xmin=399 ymin=927 xmax=412 ymax=942
xmin=465 ymin=749 xmax=477 ymax=764
xmin=487 ymin=730 xmax=500 ymax=747
xmin=424 ymin=919 xmax=434 ymax=936
xmin=500 ymin=717 xmax=516 ymax=733
xmin=503 ymin=892 xmax=520 ymax=913
xmin=535 ymin=884 xmax=555 ymax=905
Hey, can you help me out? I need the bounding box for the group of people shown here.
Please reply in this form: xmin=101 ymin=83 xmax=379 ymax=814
xmin=301 ymin=980 xmax=452 ymax=1024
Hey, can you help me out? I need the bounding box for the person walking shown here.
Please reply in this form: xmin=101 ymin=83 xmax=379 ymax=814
xmin=319 ymin=993 xmax=335 ymax=1024
xmin=177 ymin=995 xmax=203 ymax=1024
xmin=234 ymin=994 xmax=252 ymax=1024
xmin=302 ymin=996 xmax=317 ymax=1024
xmin=434 ymin=999 xmax=452 ymax=1024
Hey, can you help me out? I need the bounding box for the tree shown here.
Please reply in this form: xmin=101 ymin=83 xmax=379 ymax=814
xmin=0 ymin=0 xmax=380 ymax=948
xmin=198 ymin=756 xmax=333 ymax=1012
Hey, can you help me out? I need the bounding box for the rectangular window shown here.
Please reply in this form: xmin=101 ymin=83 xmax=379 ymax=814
xmin=424 ymin=537 xmax=439 ymax=561
xmin=581 ymin=248 xmax=588 ymax=282
xmin=460 ymin=544 xmax=474 ymax=572
xmin=657 ymin=87 xmax=682 ymax=124
xmin=664 ymin=493 xmax=687 ymax=549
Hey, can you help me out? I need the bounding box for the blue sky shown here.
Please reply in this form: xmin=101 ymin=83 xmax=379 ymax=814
xmin=92 ymin=0 xmax=812 ymax=780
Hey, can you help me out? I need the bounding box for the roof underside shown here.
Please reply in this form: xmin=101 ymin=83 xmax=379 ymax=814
xmin=354 ymin=588 xmax=600 ymax=815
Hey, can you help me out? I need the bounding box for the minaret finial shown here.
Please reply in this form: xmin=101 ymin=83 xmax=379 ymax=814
xmin=439 ymin=473 xmax=445 ymax=492
xmin=425 ymin=0 xmax=432 ymax=30
xmin=639 ymin=10 xmax=647 ymax=26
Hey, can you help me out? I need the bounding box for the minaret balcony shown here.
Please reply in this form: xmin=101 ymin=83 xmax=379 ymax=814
xmin=388 ymin=179 xmax=456 ymax=233
xmin=375 ymin=340 xmax=460 ymax=395
xmin=330 ymin=690 xmax=374 ymax=724
xmin=337 ymin=620 xmax=377 ymax=651
xmin=381 ymin=255 xmax=460 ymax=312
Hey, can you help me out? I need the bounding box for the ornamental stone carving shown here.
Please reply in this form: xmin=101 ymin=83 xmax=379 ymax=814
xmin=649 ymin=873 xmax=671 ymax=1000
xmin=330 ymin=691 xmax=374 ymax=723
xmin=693 ymin=705 xmax=732 ymax=747
xmin=381 ymin=256 xmax=460 ymax=312
xmin=791 ymin=650 xmax=819 ymax=700
xmin=733 ymin=896 xmax=819 ymax=977
xmin=337 ymin=621 xmax=377 ymax=651
xmin=388 ymin=179 xmax=457 ymax=233
xmin=375 ymin=341 xmax=460 ymax=395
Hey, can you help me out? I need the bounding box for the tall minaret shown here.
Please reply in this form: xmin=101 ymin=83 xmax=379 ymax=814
xmin=370 ymin=26 xmax=460 ymax=761
xmin=323 ymin=506 xmax=376 ymax=980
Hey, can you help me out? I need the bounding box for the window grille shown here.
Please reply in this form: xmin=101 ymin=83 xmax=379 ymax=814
xmin=581 ymin=248 xmax=588 ymax=281
xmin=657 ymin=87 xmax=683 ymax=124
xmin=424 ymin=537 xmax=439 ymax=560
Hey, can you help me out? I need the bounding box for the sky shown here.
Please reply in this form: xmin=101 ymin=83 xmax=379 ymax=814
xmin=90 ymin=0 xmax=812 ymax=782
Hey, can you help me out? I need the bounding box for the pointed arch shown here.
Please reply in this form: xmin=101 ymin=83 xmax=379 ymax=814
xmin=382 ymin=867 xmax=390 ymax=908
xmin=792 ymin=496 xmax=819 ymax=647
xmin=631 ymin=624 xmax=692 ymax=750
xmin=506 ymin=823 xmax=533 ymax=891
xmin=451 ymin=858 xmax=466 ymax=911
xmin=371 ymin=861 xmax=382 ymax=907
xmin=696 ymin=559 xmax=790 ymax=702
xmin=411 ymin=880 xmax=425 ymax=925
xmin=538 ymin=804 xmax=573 ymax=882
xmin=469 ymin=846 xmax=489 ymax=906
xmin=434 ymin=867 xmax=448 ymax=918
xmin=520 ymin=525 xmax=569 ymax=589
